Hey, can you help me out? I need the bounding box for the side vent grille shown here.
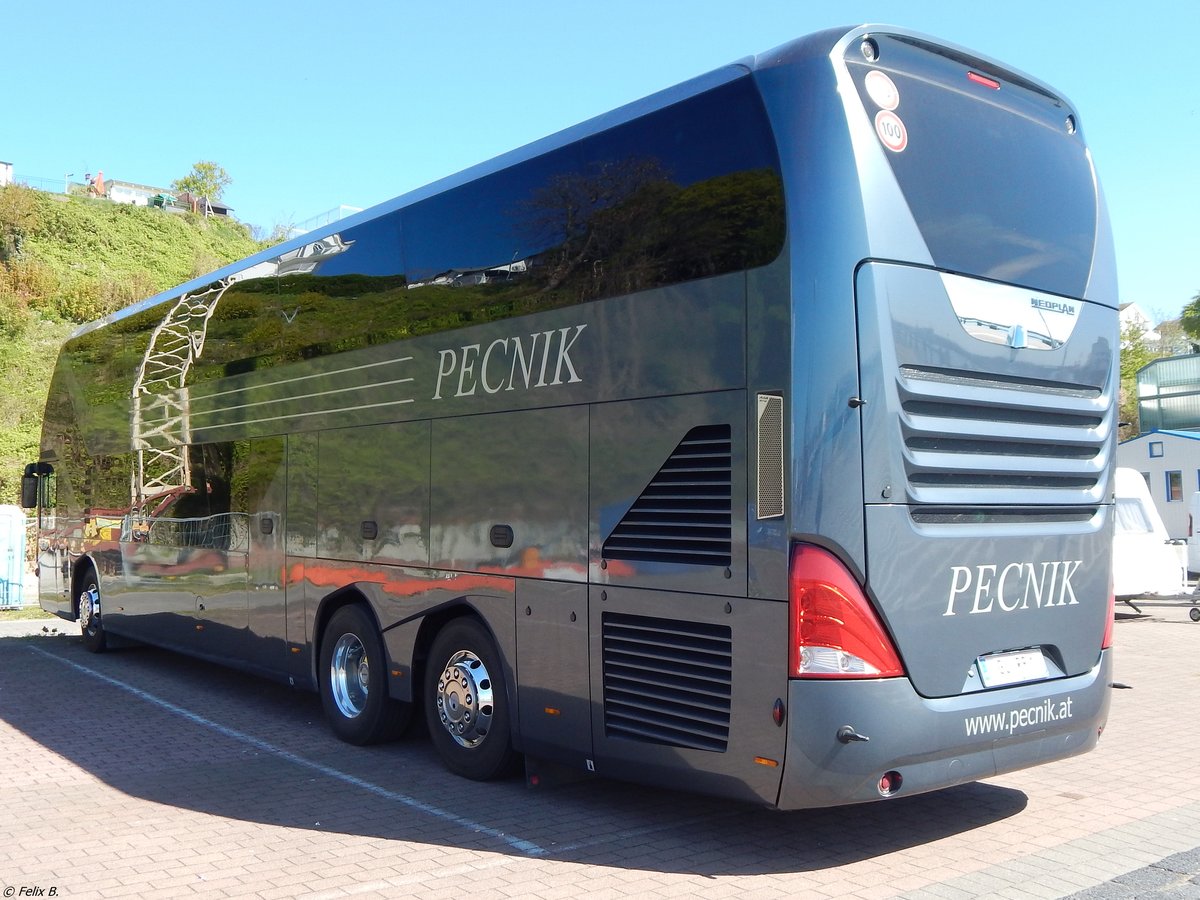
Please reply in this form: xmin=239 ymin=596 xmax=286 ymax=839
xmin=602 ymin=612 xmax=732 ymax=752
xmin=602 ymin=424 xmax=732 ymax=567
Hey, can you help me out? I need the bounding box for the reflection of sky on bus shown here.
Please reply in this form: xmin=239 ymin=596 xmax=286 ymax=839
xmin=6 ymin=0 xmax=1196 ymax=316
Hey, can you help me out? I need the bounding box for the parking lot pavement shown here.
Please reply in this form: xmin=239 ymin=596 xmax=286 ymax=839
xmin=1 ymin=601 xmax=1197 ymax=900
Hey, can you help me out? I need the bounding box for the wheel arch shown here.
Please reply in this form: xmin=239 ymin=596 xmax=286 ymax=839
xmin=310 ymin=584 xmax=378 ymax=687
xmin=422 ymin=605 xmax=522 ymax=777
xmin=410 ymin=601 xmax=493 ymax=705
xmin=70 ymin=555 xmax=101 ymax=618
xmin=418 ymin=599 xmax=525 ymax=751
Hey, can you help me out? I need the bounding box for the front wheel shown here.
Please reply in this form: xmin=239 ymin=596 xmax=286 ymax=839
xmin=319 ymin=604 xmax=411 ymax=745
xmin=424 ymin=617 xmax=517 ymax=780
xmin=78 ymin=575 xmax=107 ymax=653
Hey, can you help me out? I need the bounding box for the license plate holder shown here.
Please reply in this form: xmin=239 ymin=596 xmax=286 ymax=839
xmin=977 ymin=648 xmax=1049 ymax=688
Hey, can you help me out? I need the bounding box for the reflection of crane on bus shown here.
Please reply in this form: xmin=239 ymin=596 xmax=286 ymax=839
xmin=129 ymin=278 xmax=229 ymax=519
xmin=128 ymin=235 xmax=353 ymax=523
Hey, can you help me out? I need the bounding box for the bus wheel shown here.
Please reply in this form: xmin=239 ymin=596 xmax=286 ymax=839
xmin=425 ymin=618 xmax=516 ymax=780
xmin=319 ymin=605 xmax=411 ymax=745
xmin=78 ymin=574 xmax=107 ymax=654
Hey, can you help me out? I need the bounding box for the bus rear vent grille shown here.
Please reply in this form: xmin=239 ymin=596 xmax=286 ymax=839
xmin=602 ymin=612 xmax=732 ymax=752
xmin=896 ymin=365 xmax=1112 ymax=503
xmin=601 ymin=424 xmax=732 ymax=567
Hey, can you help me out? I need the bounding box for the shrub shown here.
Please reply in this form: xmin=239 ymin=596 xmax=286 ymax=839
xmin=3 ymin=257 xmax=59 ymax=305
xmin=0 ymin=289 xmax=34 ymax=338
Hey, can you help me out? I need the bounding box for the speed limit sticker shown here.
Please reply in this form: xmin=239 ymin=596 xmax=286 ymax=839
xmin=875 ymin=110 xmax=908 ymax=152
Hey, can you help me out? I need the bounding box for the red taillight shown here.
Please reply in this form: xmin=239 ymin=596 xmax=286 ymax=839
xmin=1102 ymin=579 xmax=1115 ymax=650
xmin=967 ymin=71 xmax=1001 ymax=90
xmin=788 ymin=544 xmax=904 ymax=678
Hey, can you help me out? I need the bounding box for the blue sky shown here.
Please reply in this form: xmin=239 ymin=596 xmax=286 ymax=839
xmin=4 ymin=1 xmax=1197 ymax=319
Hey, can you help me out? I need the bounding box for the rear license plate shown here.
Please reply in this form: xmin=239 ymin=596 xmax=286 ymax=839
xmin=977 ymin=649 xmax=1049 ymax=688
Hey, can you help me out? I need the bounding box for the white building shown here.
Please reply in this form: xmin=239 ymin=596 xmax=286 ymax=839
xmin=107 ymin=179 xmax=172 ymax=206
xmin=1116 ymin=429 xmax=1200 ymax=539
xmin=0 ymin=161 xmax=12 ymax=187
xmin=1119 ymin=302 xmax=1159 ymax=341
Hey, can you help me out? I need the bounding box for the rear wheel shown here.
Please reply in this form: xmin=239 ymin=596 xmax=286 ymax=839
xmin=78 ymin=573 xmax=107 ymax=654
xmin=424 ymin=617 xmax=516 ymax=780
xmin=319 ymin=604 xmax=412 ymax=744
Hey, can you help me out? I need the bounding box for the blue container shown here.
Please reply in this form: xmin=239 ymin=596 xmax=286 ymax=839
xmin=0 ymin=505 xmax=27 ymax=608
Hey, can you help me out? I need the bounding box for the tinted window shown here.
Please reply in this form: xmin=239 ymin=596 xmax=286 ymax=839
xmin=75 ymin=74 xmax=784 ymax=394
xmin=402 ymin=74 xmax=784 ymax=316
xmin=196 ymin=217 xmax=408 ymax=379
xmin=849 ymin=36 xmax=1097 ymax=298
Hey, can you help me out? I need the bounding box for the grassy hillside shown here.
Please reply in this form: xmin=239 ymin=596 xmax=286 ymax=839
xmin=0 ymin=185 xmax=265 ymax=502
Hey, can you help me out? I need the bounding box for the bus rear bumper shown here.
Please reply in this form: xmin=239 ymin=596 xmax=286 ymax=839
xmin=775 ymin=649 xmax=1112 ymax=809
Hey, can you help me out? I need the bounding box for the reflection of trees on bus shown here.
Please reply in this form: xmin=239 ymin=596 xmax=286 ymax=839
xmin=59 ymin=163 xmax=784 ymax=409
xmin=527 ymin=163 xmax=783 ymax=299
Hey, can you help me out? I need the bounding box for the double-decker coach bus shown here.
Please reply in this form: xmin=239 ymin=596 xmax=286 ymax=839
xmin=22 ymin=24 xmax=1117 ymax=808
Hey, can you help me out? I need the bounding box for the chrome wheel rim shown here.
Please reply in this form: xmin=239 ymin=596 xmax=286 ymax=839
xmin=79 ymin=587 xmax=99 ymax=631
xmin=435 ymin=650 xmax=494 ymax=748
xmin=330 ymin=633 xmax=369 ymax=718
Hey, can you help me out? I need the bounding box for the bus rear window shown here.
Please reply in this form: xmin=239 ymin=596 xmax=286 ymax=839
xmin=848 ymin=35 xmax=1098 ymax=298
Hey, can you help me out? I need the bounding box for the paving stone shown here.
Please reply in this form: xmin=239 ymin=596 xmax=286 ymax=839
xmin=2 ymin=608 xmax=1199 ymax=899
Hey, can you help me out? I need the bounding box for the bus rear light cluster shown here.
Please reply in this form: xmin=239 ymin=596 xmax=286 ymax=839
xmin=788 ymin=544 xmax=905 ymax=679
xmin=1102 ymin=574 xmax=1115 ymax=650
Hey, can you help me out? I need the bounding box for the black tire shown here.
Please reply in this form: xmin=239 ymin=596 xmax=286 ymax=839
xmin=424 ymin=617 xmax=517 ymax=781
xmin=319 ymin=604 xmax=412 ymax=745
xmin=78 ymin=572 xmax=107 ymax=654
xmin=1190 ymin=606 xmax=1200 ymax=623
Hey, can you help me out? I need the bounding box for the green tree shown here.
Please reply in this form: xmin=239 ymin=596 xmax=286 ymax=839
xmin=1119 ymin=322 xmax=1157 ymax=440
xmin=1180 ymin=289 xmax=1200 ymax=342
xmin=171 ymin=161 xmax=232 ymax=200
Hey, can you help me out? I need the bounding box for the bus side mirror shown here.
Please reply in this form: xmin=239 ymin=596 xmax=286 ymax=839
xmin=21 ymin=462 xmax=53 ymax=509
xmin=21 ymin=474 xmax=39 ymax=510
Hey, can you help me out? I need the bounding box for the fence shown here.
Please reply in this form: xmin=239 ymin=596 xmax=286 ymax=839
xmin=289 ymin=205 xmax=363 ymax=238
xmin=13 ymin=174 xmax=74 ymax=195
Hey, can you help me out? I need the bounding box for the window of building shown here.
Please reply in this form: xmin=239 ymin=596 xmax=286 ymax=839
xmin=1149 ymin=441 xmax=1164 ymax=458
xmin=1166 ymin=470 xmax=1183 ymax=502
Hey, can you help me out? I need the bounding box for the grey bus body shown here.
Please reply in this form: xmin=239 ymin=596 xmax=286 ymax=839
xmin=25 ymin=25 xmax=1116 ymax=808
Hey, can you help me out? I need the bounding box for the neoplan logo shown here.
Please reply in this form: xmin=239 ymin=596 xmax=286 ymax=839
xmin=1030 ymin=297 xmax=1076 ymax=316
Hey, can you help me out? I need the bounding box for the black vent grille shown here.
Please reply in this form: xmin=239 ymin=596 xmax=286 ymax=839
xmin=911 ymin=506 xmax=1100 ymax=525
xmin=602 ymin=612 xmax=732 ymax=752
xmin=602 ymin=424 xmax=732 ymax=566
